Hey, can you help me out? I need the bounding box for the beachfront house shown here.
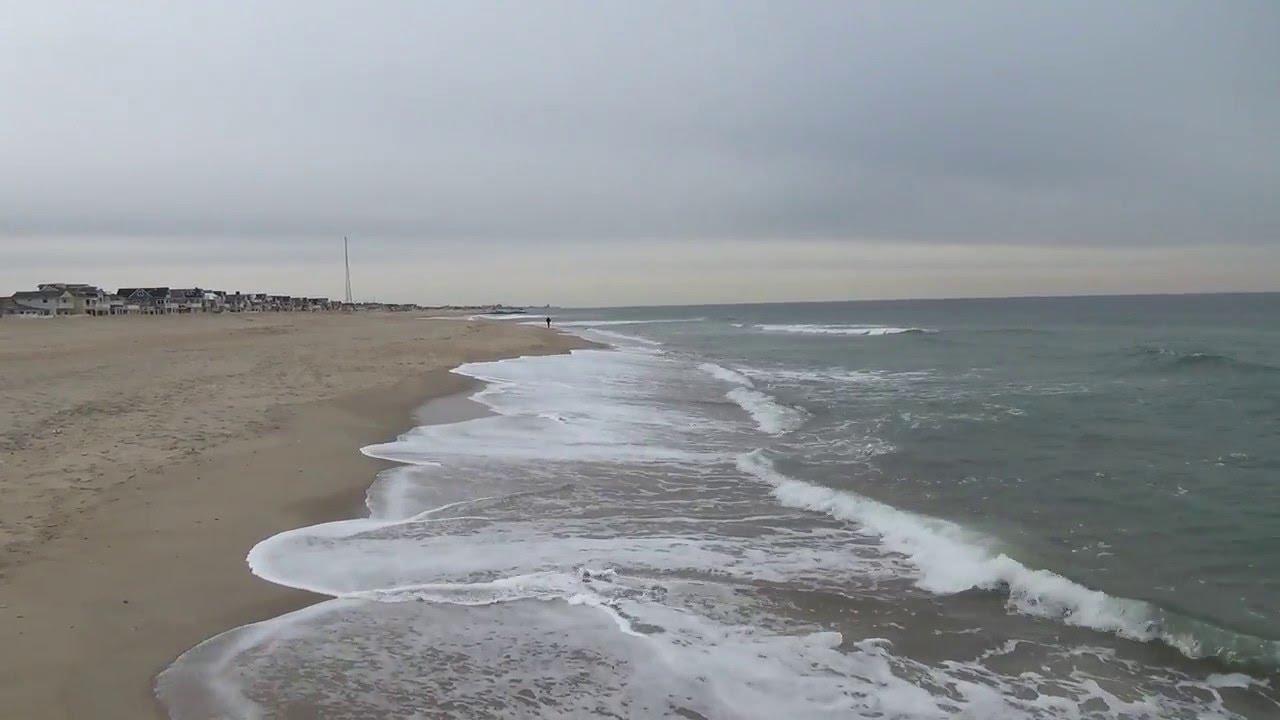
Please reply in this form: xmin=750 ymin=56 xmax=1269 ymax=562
xmin=223 ymin=292 xmax=249 ymax=312
xmin=11 ymin=288 xmax=75 ymax=315
xmin=102 ymin=294 xmax=126 ymax=315
xmin=5 ymin=284 xmax=348 ymax=317
xmin=117 ymin=288 xmax=173 ymax=314
xmin=169 ymin=288 xmax=204 ymax=313
xmin=35 ymin=283 xmax=105 ymax=315
xmin=169 ymin=288 xmax=226 ymax=313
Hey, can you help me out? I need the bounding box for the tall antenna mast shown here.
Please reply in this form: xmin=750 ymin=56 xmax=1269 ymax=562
xmin=344 ymin=236 xmax=353 ymax=303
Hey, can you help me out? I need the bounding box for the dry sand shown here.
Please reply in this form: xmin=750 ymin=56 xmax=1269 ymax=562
xmin=0 ymin=312 xmax=585 ymax=719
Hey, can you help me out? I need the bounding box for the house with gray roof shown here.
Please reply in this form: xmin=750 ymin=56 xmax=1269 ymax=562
xmin=117 ymin=288 xmax=172 ymax=314
xmin=11 ymin=288 xmax=75 ymax=316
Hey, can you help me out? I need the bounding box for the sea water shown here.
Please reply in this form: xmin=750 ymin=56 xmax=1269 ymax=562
xmin=159 ymin=294 xmax=1280 ymax=718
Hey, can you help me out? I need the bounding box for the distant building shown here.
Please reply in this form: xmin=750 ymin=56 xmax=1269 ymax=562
xmin=11 ymin=288 xmax=75 ymax=315
xmin=168 ymin=287 xmax=227 ymax=313
xmin=102 ymin=294 xmax=126 ymax=315
xmin=4 ymin=283 xmax=348 ymax=317
xmin=223 ymin=291 xmax=249 ymax=312
xmin=25 ymin=283 xmax=120 ymax=315
xmin=117 ymin=288 xmax=172 ymax=314
xmin=205 ymin=290 xmax=227 ymax=312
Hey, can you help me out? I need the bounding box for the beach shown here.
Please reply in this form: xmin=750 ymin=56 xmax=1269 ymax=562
xmin=152 ymin=300 xmax=1277 ymax=719
xmin=0 ymin=312 xmax=583 ymax=719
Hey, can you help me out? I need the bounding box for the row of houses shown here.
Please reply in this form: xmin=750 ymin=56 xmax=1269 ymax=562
xmin=1 ymin=283 xmax=351 ymax=317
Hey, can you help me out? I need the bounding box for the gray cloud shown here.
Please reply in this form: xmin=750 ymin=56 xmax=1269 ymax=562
xmin=1 ymin=2 xmax=1277 ymax=303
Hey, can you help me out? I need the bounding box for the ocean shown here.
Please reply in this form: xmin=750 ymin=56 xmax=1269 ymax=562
xmin=159 ymin=294 xmax=1280 ymax=718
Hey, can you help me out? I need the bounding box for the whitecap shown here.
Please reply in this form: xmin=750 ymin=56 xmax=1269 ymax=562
xmin=756 ymin=323 xmax=935 ymax=336
xmin=726 ymin=387 xmax=808 ymax=435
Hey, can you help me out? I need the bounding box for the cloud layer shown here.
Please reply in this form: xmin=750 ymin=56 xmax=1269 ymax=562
xmin=3 ymin=1 xmax=1277 ymax=302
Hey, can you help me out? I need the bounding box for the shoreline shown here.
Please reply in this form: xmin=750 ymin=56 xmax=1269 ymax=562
xmin=0 ymin=314 xmax=588 ymax=720
xmin=155 ymin=380 xmax=506 ymax=717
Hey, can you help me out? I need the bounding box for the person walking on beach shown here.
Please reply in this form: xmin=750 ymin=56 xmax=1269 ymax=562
xmin=545 ymin=316 xmax=552 ymax=328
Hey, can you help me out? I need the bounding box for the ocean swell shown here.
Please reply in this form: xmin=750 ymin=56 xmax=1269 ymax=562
xmin=1130 ymin=346 xmax=1279 ymax=375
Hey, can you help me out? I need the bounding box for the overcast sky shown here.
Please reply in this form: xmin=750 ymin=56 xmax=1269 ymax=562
xmin=3 ymin=1 xmax=1277 ymax=306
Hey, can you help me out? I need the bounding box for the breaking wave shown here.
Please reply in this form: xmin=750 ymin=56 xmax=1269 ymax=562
xmin=757 ymin=323 xmax=935 ymax=336
xmin=697 ymin=362 xmax=808 ymax=435
xmin=697 ymin=362 xmax=755 ymax=387
xmin=736 ymin=450 xmax=1280 ymax=670
xmin=551 ymin=318 xmax=706 ymax=327
xmin=726 ymin=388 xmax=809 ymax=435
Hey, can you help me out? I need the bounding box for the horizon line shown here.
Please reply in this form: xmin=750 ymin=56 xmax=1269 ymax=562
xmin=561 ymin=289 xmax=1280 ymax=311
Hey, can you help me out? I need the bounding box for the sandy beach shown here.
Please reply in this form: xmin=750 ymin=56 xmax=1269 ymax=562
xmin=0 ymin=312 xmax=584 ymax=719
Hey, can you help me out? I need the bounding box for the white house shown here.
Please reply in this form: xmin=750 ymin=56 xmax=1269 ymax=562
xmin=12 ymin=288 xmax=75 ymax=315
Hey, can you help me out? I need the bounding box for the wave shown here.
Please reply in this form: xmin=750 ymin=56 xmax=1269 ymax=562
xmin=975 ymin=328 xmax=1052 ymax=336
xmin=697 ymin=362 xmax=755 ymax=387
xmin=695 ymin=362 xmax=808 ymax=435
xmin=756 ymin=323 xmax=935 ymax=336
xmin=552 ymin=318 xmax=706 ymax=327
xmin=736 ymin=450 xmax=1280 ymax=670
xmin=583 ymin=328 xmax=664 ymax=348
xmin=467 ymin=313 xmax=535 ymax=321
xmin=742 ymin=365 xmax=930 ymax=386
xmin=1131 ymin=346 xmax=1279 ymax=374
xmin=726 ymin=388 xmax=808 ymax=435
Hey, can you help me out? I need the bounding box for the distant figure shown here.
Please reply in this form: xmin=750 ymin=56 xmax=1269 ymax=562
xmin=546 ymin=316 xmax=552 ymax=328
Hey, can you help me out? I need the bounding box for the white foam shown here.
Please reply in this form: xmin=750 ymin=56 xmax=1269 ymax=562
xmin=698 ymin=361 xmax=754 ymax=387
xmin=552 ymin=317 xmax=705 ymax=327
xmin=162 ymin=570 xmax=1258 ymax=720
xmin=467 ymin=312 xmax=536 ymax=320
xmin=742 ymin=365 xmax=913 ymax=385
xmin=1205 ymin=673 xmax=1267 ymax=690
xmin=582 ymin=327 xmax=664 ymax=348
xmin=756 ymin=323 xmax=934 ymax=336
xmin=734 ymin=451 xmax=1203 ymax=652
xmin=159 ymin=577 xmax=959 ymax=720
xmin=726 ymin=387 xmax=808 ymax=435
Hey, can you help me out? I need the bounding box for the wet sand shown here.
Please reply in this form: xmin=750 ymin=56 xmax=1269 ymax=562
xmin=0 ymin=313 xmax=585 ymax=719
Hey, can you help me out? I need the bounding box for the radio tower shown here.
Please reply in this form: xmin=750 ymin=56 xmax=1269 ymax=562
xmin=344 ymin=236 xmax=354 ymax=304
